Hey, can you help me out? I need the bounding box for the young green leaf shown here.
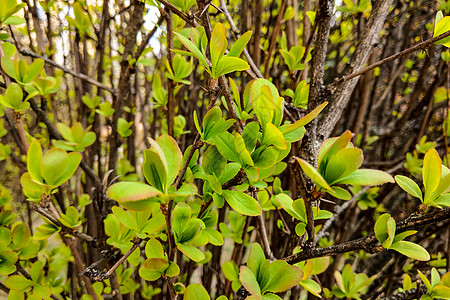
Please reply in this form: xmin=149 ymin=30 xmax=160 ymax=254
xmin=336 ymin=169 xmax=394 ymax=186
xmin=296 ymin=158 xmax=333 ymax=193
xmin=390 ymin=241 xmax=430 ymax=261
xmin=239 ymin=265 xmax=262 ymax=297
xmin=107 ymin=182 xmax=161 ymax=210
xmin=228 ymin=31 xmax=253 ymax=57
xmin=395 ymin=175 xmax=423 ymax=200
xmin=184 ymin=284 xmax=211 ymax=300
xmin=423 ymin=148 xmax=442 ymax=198
xmin=215 ymin=56 xmax=250 ymax=78
xmin=222 ymin=190 xmax=262 ymax=216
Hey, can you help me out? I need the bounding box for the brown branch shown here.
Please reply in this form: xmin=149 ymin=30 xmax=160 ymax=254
xmin=167 ymin=10 xmax=175 ymax=137
xmin=330 ymin=30 xmax=450 ymax=88
xmin=32 ymin=205 xmax=97 ymax=243
xmin=283 ymin=208 xmax=450 ymax=264
xmin=263 ymin=0 xmax=287 ymax=78
xmin=80 ymin=238 xmax=141 ymax=281
xmin=156 ymin=0 xmax=198 ymax=27
xmin=15 ymin=44 xmax=117 ymax=95
xmin=317 ymin=0 xmax=394 ymax=141
xmin=219 ymin=0 xmax=263 ymax=78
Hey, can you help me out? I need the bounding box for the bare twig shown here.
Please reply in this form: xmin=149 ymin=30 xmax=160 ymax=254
xmin=80 ymin=238 xmax=141 ymax=281
xmin=330 ymin=30 xmax=450 ymax=89
xmin=156 ymin=0 xmax=198 ymax=27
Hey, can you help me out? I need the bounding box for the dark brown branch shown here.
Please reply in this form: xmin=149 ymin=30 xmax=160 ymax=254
xmin=283 ymin=208 xmax=450 ymax=264
xmin=156 ymin=0 xmax=198 ymax=27
xmin=80 ymin=238 xmax=141 ymax=281
xmin=330 ymin=30 xmax=450 ymax=88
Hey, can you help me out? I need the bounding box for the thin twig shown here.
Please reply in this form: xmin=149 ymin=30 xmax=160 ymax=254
xmin=14 ymin=44 xmax=117 ymax=95
xmin=219 ymin=0 xmax=263 ymax=78
xmin=156 ymin=0 xmax=198 ymax=27
xmin=80 ymin=238 xmax=141 ymax=281
xmin=329 ymin=30 xmax=450 ymax=89
xmin=254 ymin=189 xmax=275 ymax=260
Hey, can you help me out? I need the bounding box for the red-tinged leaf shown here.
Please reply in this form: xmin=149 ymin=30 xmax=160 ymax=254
xmin=295 ymin=101 xmax=328 ymax=128
xmin=264 ymin=265 xmax=303 ymax=293
xmin=107 ymin=182 xmax=161 ymax=210
xmin=240 ymin=266 xmax=262 ymax=297
xmin=317 ymin=130 xmax=353 ymax=171
xmin=210 ymin=23 xmax=227 ymax=71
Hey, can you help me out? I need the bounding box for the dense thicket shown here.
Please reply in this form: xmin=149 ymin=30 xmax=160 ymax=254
xmin=0 ymin=0 xmax=449 ymax=299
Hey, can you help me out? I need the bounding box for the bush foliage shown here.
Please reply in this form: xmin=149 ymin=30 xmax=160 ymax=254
xmin=0 ymin=0 xmax=450 ymax=299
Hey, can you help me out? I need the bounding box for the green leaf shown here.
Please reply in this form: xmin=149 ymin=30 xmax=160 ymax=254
xmin=212 ymin=132 xmax=241 ymax=163
xmin=324 ymin=148 xmax=363 ymax=185
xmin=395 ymin=175 xmax=423 ymax=200
xmin=390 ymin=241 xmax=430 ymax=261
xmin=210 ymin=23 xmax=227 ymax=73
xmin=296 ymin=158 xmax=333 ymax=192
xmin=21 ymin=172 xmax=42 ymax=200
xmin=432 ymin=285 xmax=450 ymax=299
xmin=240 ymin=265 xmax=262 ymax=296
xmin=155 ymin=135 xmax=182 ymax=186
xmin=253 ymin=85 xmax=274 ymax=127
xmin=222 ymin=190 xmax=262 ymax=216
xmin=384 ymin=216 xmax=396 ymax=249
xmin=24 ymin=59 xmax=44 ymax=83
xmin=184 ymin=284 xmax=211 ymax=300
xmin=434 ymin=16 xmax=450 ymax=47
xmin=53 ymin=152 xmax=82 ymax=187
xmin=107 ymin=182 xmax=161 ymax=210
xmin=328 ymin=186 xmax=352 ymax=200
xmin=174 ymin=31 xmax=209 ymax=71
xmin=177 ymin=243 xmax=205 ymax=262
xmin=264 ymin=265 xmax=303 ymax=293
xmin=434 ymin=193 xmax=450 ymax=207
xmin=215 ymin=56 xmax=250 ymax=78
xmin=275 ymin=194 xmax=304 ymax=221
xmin=318 ymin=130 xmax=353 ymax=172
xmin=203 ymin=145 xmax=227 ymax=177
xmin=143 ymin=141 xmax=168 ymax=192
xmin=336 ymin=169 xmax=394 ymax=186
xmin=252 ymin=146 xmax=279 ymax=169
xmin=423 ymin=148 xmax=441 ymax=198
xmin=374 ymin=213 xmax=390 ymax=244
xmin=40 ymin=148 xmax=69 ymax=186
xmin=262 ymin=123 xmax=287 ymax=150
xmin=228 ymin=31 xmax=252 ymax=57
xmin=418 ymin=270 xmax=433 ymax=292
xmin=235 ymin=133 xmax=254 ymax=166
xmin=4 ymin=275 xmax=32 ymax=291
xmin=296 ymin=102 xmax=328 ymax=128
xmin=242 ymin=122 xmax=260 ymax=152
xmin=172 ymin=202 xmax=191 ymax=240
